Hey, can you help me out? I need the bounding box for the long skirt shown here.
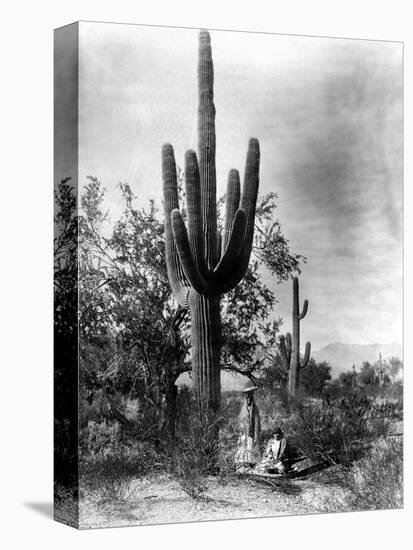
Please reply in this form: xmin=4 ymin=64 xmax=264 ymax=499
xmin=234 ymin=434 xmax=261 ymax=465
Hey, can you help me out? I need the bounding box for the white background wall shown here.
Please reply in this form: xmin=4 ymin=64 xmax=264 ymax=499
xmin=1 ymin=1 xmax=410 ymax=548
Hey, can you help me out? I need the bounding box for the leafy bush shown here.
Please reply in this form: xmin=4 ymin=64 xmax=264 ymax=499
xmin=259 ymin=393 xmax=393 ymax=467
xmin=345 ymin=437 xmax=403 ymax=510
xmin=328 ymin=437 xmax=403 ymax=511
xmin=80 ymin=419 xmax=161 ymax=501
xmin=81 ymin=419 xmax=122 ymax=458
xmin=299 ymin=359 xmax=332 ymax=397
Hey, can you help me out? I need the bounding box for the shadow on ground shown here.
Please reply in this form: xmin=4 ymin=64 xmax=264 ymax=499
xmin=24 ymin=502 xmax=53 ymax=519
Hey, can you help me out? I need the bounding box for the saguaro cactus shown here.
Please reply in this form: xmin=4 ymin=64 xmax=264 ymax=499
xmin=279 ymin=277 xmax=311 ymax=397
xmin=162 ymin=30 xmax=260 ymax=418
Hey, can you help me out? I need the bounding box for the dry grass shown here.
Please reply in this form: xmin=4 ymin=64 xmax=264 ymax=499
xmin=337 ymin=436 xmax=403 ymax=511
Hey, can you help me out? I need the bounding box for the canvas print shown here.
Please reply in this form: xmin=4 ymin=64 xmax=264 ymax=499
xmin=54 ymin=22 xmax=403 ymax=529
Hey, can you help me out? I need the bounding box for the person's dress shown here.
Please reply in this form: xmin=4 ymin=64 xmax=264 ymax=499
xmin=234 ymin=400 xmax=261 ymax=466
xmin=256 ymin=436 xmax=290 ymax=473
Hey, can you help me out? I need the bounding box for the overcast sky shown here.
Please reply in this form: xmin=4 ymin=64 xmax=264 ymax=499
xmin=77 ymin=22 xmax=403 ymax=350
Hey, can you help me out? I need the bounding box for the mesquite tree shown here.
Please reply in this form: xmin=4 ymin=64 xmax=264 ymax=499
xmin=279 ymin=277 xmax=311 ymax=397
xmin=79 ymin=178 xmax=191 ymax=440
xmin=162 ymin=30 xmax=260 ymax=418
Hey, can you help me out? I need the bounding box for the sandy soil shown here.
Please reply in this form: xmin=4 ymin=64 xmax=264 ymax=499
xmin=79 ymin=470 xmax=346 ymax=529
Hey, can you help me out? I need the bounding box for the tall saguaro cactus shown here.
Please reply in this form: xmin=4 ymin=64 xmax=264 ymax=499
xmin=162 ymin=30 xmax=260 ymax=418
xmin=279 ymin=277 xmax=311 ymax=397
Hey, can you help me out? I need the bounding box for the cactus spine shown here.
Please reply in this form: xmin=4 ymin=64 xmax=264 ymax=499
xmin=280 ymin=277 xmax=311 ymax=397
xmin=162 ymin=31 xmax=260 ymax=418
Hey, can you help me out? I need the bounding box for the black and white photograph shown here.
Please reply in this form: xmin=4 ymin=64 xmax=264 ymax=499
xmin=53 ymin=20 xmax=403 ymax=530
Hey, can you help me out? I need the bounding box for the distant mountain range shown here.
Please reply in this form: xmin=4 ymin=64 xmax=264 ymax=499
xmin=177 ymin=341 xmax=403 ymax=390
xmin=312 ymin=342 xmax=403 ymax=378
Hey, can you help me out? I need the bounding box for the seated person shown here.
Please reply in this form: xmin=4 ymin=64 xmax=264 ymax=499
xmin=256 ymin=427 xmax=291 ymax=474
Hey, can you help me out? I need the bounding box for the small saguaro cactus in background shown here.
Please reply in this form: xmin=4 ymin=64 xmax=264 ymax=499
xmin=279 ymin=277 xmax=311 ymax=397
xmin=162 ymin=30 xmax=260 ymax=419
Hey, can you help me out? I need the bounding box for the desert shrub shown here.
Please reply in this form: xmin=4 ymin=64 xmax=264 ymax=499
xmin=323 ymin=379 xmax=351 ymax=401
xmin=368 ymin=399 xmax=403 ymax=422
xmin=167 ymin=393 xmax=238 ymax=499
xmin=80 ymin=419 xmax=161 ymax=501
xmin=79 ymin=388 xmax=164 ymax=444
xmin=167 ymin=444 xmax=209 ymax=500
xmin=171 ymin=414 xmax=221 ymax=499
xmin=82 ymin=456 xmax=140 ymax=502
xmin=79 ymin=388 xmax=109 ymax=427
xmin=81 ymin=419 xmax=122 ymax=458
xmin=331 ymin=437 xmax=403 ymax=511
xmin=259 ymin=393 xmax=392 ymax=467
xmin=380 ymin=382 xmax=403 ymax=402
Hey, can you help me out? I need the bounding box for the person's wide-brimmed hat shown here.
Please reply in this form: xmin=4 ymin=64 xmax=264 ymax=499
xmin=241 ymin=381 xmax=258 ymax=393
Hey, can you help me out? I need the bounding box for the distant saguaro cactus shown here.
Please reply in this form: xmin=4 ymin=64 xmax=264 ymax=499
xmin=162 ymin=31 xmax=260 ymax=418
xmin=279 ymin=277 xmax=311 ymax=397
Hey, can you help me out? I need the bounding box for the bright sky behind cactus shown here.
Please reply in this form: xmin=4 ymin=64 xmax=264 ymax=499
xmin=76 ymin=22 xmax=403 ymax=351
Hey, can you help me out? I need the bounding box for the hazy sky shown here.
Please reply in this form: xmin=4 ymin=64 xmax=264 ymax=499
xmin=78 ymin=22 xmax=403 ymax=350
